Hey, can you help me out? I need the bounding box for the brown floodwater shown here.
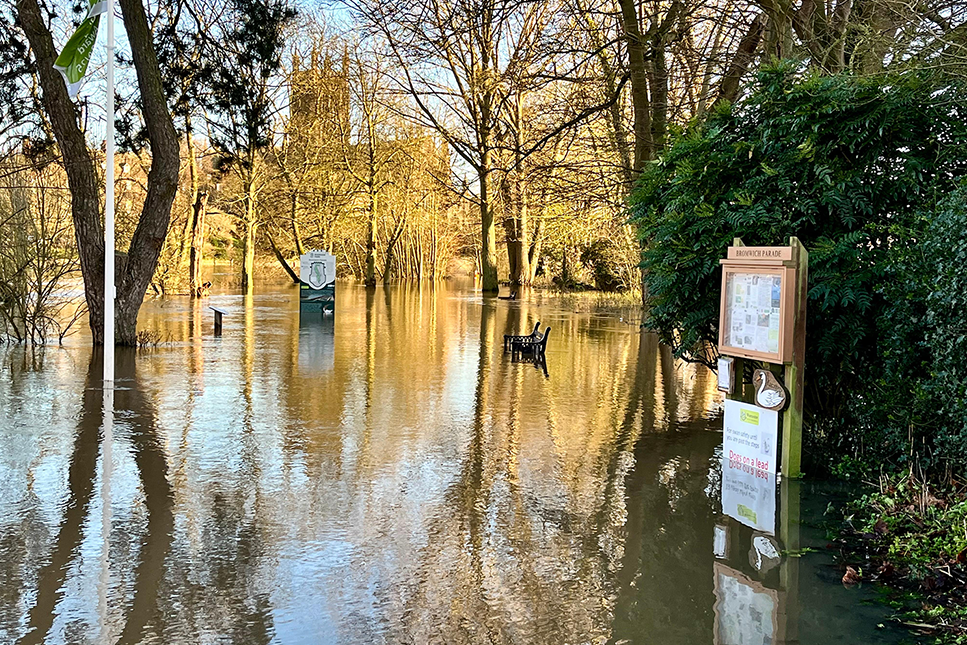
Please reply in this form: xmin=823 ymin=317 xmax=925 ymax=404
xmin=0 ymin=281 xmax=916 ymax=644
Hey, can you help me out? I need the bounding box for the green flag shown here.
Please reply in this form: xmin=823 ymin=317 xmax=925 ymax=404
xmin=53 ymin=0 xmax=107 ymax=99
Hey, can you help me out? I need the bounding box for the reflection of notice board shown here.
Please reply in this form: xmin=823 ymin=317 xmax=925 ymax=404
xmin=713 ymin=563 xmax=778 ymax=645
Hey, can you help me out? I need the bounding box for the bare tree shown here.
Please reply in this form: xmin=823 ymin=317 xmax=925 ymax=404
xmin=344 ymin=0 xmax=547 ymax=293
xmin=15 ymin=0 xmax=180 ymax=345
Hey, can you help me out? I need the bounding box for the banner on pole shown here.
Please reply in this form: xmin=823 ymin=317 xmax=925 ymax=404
xmin=53 ymin=0 xmax=108 ymax=99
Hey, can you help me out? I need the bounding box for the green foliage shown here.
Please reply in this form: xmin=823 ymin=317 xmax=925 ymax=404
xmin=860 ymin=184 xmax=967 ymax=471
xmin=631 ymin=65 xmax=967 ymax=471
xmin=840 ymin=474 xmax=967 ymax=642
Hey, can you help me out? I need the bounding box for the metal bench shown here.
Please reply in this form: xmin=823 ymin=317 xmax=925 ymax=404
xmin=503 ymin=321 xmax=542 ymax=352
xmin=511 ymin=326 xmax=550 ymax=360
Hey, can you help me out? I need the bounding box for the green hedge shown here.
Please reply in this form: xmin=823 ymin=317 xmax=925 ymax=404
xmin=631 ymin=65 xmax=967 ymax=474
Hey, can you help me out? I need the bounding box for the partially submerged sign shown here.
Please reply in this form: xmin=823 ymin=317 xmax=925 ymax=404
xmin=300 ymin=250 xmax=336 ymax=314
xmin=723 ymin=399 xmax=778 ymax=475
xmin=717 ymin=238 xmax=808 ymax=479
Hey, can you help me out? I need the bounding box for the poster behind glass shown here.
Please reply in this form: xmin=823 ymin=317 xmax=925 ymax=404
xmin=723 ymin=273 xmax=782 ymax=357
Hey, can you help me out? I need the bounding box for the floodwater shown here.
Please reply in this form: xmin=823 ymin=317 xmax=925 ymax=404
xmin=0 ymin=282 xmax=915 ymax=644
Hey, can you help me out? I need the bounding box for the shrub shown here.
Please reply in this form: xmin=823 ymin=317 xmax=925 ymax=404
xmin=631 ymin=65 xmax=967 ymax=472
xmin=856 ymin=185 xmax=967 ymax=473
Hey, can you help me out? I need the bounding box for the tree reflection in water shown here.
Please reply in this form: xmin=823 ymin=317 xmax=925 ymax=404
xmin=17 ymin=354 xmax=102 ymax=645
xmin=2 ymin=284 xmax=739 ymax=644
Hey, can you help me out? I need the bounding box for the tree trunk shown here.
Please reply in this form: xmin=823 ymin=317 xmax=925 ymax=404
xmin=479 ymin=93 xmax=499 ymax=293
xmin=479 ymin=163 xmax=499 ymax=293
xmin=267 ymin=232 xmax=300 ymax=283
xmin=578 ymin=3 xmax=634 ymax=189
xmin=617 ymin=0 xmax=654 ymax=175
xmin=241 ymin=172 xmax=256 ymax=294
xmin=528 ymin=216 xmax=544 ymax=283
xmin=290 ymin=193 xmax=304 ymax=257
xmin=502 ymin=175 xmax=531 ymax=286
xmin=242 ymin=165 xmax=258 ymax=294
xmin=16 ymin=0 xmax=104 ymax=342
xmin=177 ymin=122 xmax=198 ymax=274
xmin=115 ymin=0 xmax=181 ymax=345
xmin=17 ymin=0 xmax=179 ymax=346
xmin=189 ymin=190 xmax=208 ymax=295
xmin=365 ymin=184 xmax=377 ymax=287
xmin=716 ymin=14 xmax=766 ymax=107
xmin=649 ymin=48 xmax=669 ymax=154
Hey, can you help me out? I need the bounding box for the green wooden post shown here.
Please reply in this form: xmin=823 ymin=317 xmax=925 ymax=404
xmin=781 ymin=237 xmax=808 ymax=479
xmin=777 ymin=477 xmax=801 ymax=644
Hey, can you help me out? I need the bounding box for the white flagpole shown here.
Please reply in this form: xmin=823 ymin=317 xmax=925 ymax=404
xmin=99 ymin=3 xmax=116 ymax=638
xmin=103 ymin=0 xmax=115 ymax=384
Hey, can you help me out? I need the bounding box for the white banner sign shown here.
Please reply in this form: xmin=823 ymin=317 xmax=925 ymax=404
xmin=721 ymin=457 xmax=776 ymax=534
xmin=300 ymin=250 xmax=336 ymax=289
xmin=723 ymin=399 xmax=778 ymax=474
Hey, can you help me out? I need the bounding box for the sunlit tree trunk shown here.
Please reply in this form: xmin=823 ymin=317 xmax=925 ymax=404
xmin=241 ymin=164 xmax=257 ymax=294
xmin=365 ymin=184 xmax=378 ymax=287
xmin=189 ymin=190 xmax=208 ymax=295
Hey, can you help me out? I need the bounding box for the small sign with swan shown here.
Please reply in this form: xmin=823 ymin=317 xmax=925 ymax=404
xmin=752 ymin=369 xmax=788 ymax=411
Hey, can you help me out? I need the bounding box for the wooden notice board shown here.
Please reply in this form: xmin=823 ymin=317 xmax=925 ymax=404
xmin=718 ymin=246 xmax=799 ymax=364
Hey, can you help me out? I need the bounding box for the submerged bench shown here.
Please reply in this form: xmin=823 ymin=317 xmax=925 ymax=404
xmin=504 ymin=321 xmax=542 ymax=352
xmin=511 ymin=326 xmax=550 ymax=360
xmin=210 ymin=306 xmax=228 ymax=336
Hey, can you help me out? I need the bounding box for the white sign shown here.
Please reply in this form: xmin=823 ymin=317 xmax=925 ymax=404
xmin=723 ymin=272 xmax=782 ymax=355
xmin=723 ymin=399 xmax=778 ymax=474
xmin=300 ymin=250 xmax=336 ymax=289
xmin=721 ymin=457 xmax=776 ymax=534
xmin=717 ymin=356 xmax=734 ymax=394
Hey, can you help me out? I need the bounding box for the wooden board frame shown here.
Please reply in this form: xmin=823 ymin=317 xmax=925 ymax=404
xmin=718 ymin=239 xmax=808 ymax=479
xmin=718 ymin=263 xmax=797 ymax=363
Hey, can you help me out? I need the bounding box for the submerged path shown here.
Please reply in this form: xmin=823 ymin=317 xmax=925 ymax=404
xmin=0 ymin=283 xmax=913 ymax=644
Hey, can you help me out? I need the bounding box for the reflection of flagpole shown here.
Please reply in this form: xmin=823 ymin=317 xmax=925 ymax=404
xmin=98 ymin=386 xmax=113 ymax=642
xmin=103 ymin=0 xmax=115 ymax=383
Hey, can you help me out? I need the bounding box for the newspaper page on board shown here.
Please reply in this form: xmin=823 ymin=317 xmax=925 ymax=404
xmin=724 ymin=273 xmax=782 ymax=355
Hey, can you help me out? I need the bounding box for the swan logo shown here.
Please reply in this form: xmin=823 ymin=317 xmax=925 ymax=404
xmin=740 ymin=409 xmax=759 ymax=425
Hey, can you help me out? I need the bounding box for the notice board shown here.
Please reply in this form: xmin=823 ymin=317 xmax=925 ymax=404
xmin=718 ymin=246 xmax=798 ymax=363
